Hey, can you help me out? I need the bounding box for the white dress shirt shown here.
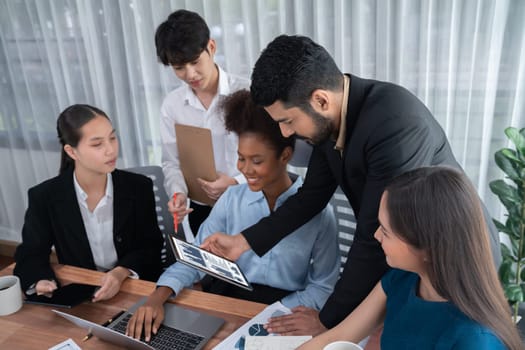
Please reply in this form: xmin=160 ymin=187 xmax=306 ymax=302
xmin=160 ymin=65 xmax=249 ymax=199
xmin=73 ymin=173 xmax=117 ymax=271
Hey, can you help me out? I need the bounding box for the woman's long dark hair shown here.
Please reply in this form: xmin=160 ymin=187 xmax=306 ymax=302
xmin=385 ymin=166 xmax=522 ymax=349
xmin=56 ymin=104 xmax=109 ymax=174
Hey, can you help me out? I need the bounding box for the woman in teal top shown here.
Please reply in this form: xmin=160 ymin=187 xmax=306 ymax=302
xmin=381 ymin=269 xmax=506 ymax=348
xmin=300 ymin=166 xmax=522 ymax=349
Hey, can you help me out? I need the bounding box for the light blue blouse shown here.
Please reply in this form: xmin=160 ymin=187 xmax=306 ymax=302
xmin=157 ymin=177 xmax=340 ymax=309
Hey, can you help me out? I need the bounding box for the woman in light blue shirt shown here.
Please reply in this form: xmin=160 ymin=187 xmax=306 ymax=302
xmin=126 ymin=90 xmax=340 ymax=341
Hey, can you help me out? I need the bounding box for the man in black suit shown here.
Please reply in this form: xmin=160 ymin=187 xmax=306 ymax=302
xmin=202 ymin=35 xmax=501 ymax=335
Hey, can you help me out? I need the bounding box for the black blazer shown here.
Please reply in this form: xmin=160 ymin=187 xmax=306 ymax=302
xmin=14 ymin=168 xmax=163 ymax=291
xmin=243 ymin=74 xmax=501 ymax=327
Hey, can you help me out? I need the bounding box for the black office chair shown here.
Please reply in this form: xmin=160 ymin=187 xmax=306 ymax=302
xmin=330 ymin=187 xmax=357 ymax=275
xmin=125 ymin=165 xmax=183 ymax=268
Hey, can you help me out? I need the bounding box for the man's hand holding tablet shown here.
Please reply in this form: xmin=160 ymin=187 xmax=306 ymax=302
xmin=200 ymin=232 xmax=251 ymax=261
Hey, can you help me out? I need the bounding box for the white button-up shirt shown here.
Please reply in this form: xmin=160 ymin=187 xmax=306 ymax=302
xmin=160 ymin=65 xmax=249 ymax=198
xmin=73 ymin=173 xmax=117 ymax=271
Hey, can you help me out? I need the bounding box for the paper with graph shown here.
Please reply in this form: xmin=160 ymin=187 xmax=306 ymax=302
xmin=213 ymin=301 xmax=311 ymax=350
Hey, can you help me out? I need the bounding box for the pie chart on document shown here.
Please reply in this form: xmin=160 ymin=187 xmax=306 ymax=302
xmin=234 ymin=323 xmax=269 ymax=349
xmin=248 ymin=323 xmax=269 ymax=336
xmin=233 ymin=309 xmax=287 ymax=349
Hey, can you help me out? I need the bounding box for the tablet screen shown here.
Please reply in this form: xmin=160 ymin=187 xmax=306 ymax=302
xmin=169 ymin=237 xmax=253 ymax=291
xmin=24 ymin=283 xmax=97 ymax=308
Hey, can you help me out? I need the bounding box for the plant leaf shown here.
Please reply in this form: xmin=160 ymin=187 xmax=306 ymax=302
xmin=489 ymin=180 xmax=520 ymax=212
xmin=500 ymin=259 xmax=515 ymax=283
xmin=495 ymin=149 xmax=522 ymax=183
xmin=510 ymin=236 xmax=520 ymax=258
xmin=501 ymin=242 xmax=512 ymax=260
xmin=501 ymin=148 xmax=523 ymax=165
xmin=505 ymin=127 xmax=525 ymax=156
xmin=509 ymin=214 xmax=525 ymax=241
xmin=494 ymin=219 xmax=511 ymax=236
xmin=504 ymin=284 xmax=524 ymax=303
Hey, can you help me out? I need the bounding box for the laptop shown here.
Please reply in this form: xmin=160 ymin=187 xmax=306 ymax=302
xmin=53 ymin=297 xmax=224 ymax=350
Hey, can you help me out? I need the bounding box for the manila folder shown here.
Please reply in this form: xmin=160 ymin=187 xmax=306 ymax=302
xmin=175 ymin=123 xmax=217 ymax=206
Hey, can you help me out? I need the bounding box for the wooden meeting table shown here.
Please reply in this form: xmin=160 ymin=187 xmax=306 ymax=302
xmin=0 ymin=263 xmax=266 ymax=349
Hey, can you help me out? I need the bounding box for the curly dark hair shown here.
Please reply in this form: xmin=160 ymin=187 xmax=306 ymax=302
xmin=155 ymin=10 xmax=210 ymax=66
xmin=250 ymin=35 xmax=343 ymax=110
xmin=223 ymin=90 xmax=295 ymax=157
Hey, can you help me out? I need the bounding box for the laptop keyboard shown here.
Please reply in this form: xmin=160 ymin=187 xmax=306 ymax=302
xmin=112 ymin=314 xmax=205 ymax=350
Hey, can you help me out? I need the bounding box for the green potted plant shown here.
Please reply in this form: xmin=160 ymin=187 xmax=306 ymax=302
xmin=489 ymin=127 xmax=525 ymax=323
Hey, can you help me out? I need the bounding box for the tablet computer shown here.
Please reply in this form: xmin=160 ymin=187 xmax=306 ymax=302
xmin=24 ymin=283 xmax=97 ymax=308
xmin=168 ymin=236 xmax=253 ymax=291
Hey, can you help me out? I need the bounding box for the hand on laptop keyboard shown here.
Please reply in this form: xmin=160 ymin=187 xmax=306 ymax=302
xmin=118 ymin=314 xmax=204 ymax=350
xmin=126 ymin=286 xmax=173 ymax=341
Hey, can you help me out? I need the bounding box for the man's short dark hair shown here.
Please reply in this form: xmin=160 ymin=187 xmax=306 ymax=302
xmin=250 ymin=35 xmax=343 ymax=110
xmin=155 ymin=9 xmax=210 ymax=66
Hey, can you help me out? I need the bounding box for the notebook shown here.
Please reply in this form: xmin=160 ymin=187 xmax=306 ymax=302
xmin=53 ymin=296 xmax=224 ymax=350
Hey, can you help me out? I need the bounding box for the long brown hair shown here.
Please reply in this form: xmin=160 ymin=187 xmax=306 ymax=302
xmin=385 ymin=166 xmax=522 ymax=349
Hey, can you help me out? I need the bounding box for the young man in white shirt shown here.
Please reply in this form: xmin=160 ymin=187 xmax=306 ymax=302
xmin=155 ymin=10 xmax=249 ymax=234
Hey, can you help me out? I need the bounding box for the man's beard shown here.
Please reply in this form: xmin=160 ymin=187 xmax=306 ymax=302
xmin=300 ymin=106 xmax=334 ymax=145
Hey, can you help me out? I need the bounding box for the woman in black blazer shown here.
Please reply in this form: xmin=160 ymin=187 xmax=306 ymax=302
xmin=14 ymin=104 xmax=163 ymax=301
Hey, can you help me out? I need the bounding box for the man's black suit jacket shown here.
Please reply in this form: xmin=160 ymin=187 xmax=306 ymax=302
xmin=243 ymin=74 xmax=501 ymax=327
xmin=14 ymin=167 xmax=163 ymax=291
